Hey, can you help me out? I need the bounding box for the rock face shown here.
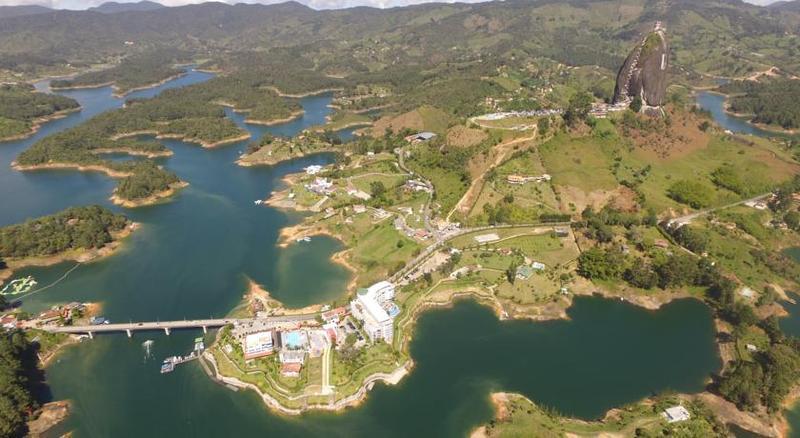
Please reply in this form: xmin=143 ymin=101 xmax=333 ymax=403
xmin=613 ymin=22 xmax=669 ymax=109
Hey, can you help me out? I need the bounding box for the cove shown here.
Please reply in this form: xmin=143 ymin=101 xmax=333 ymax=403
xmin=42 ymin=297 xmax=719 ymax=437
xmin=694 ymin=91 xmax=794 ymax=139
xmin=0 ymin=72 xmax=720 ymax=437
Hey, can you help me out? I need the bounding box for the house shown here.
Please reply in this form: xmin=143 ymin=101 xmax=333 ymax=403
xmin=347 ymin=188 xmax=371 ymax=201
xmin=662 ymin=405 xmax=691 ymax=423
xmin=404 ymin=132 xmax=437 ymax=143
xmin=554 ymin=227 xmax=570 ymax=238
xmin=281 ymin=362 xmax=302 ymax=377
xmin=474 ymin=233 xmax=500 ymax=244
xmin=243 ymin=331 xmax=274 ymax=359
xmin=516 ymin=265 xmax=536 ymax=280
xmin=38 ymin=309 xmax=62 ymax=324
xmin=322 ymin=307 xmax=347 ymax=323
xmin=353 ymin=204 xmax=367 ymax=214
xmin=306 ymin=177 xmax=334 ymax=195
xmin=304 ymin=165 xmax=323 ymax=175
xmin=279 ymin=350 xmax=306 ymax=364
xmin=507 ymin=175 xmax=528 ymax=185
xmin=531 ymin=261 xmax=546 ymax=271
xmin=739 ymin=287 xmax=756 ymax=300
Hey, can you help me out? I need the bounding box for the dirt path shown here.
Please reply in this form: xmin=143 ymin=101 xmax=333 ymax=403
xmin=447 ymin=133 xmax=536 ymax=220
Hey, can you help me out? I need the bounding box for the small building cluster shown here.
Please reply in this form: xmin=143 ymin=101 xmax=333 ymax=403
xmin=506 ymin=174 xmax=551 ymax=185
xmin=515 ymin=262 xmax=546 ymax=280
xmin=35 ymin=302 xmax=87 ymax=326
xmin=350 ymin=281 xmax=399 ymax=343
xmin=305 ymin=177 xmax=334 ymax=195
xmin=404 ymin=132 xmax=437 ymax=144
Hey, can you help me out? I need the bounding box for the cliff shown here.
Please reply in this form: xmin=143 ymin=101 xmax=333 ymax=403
xmin=613 ymin=23 xmax=669 ymax=109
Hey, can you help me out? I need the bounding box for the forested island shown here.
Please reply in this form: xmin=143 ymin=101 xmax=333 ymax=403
xmin=51 ymin=49 xmax=190 ymax=95
xmin=0 ymin=205 xmax=134 ymax=276
xmin=0 ymin=84 xmax=79 ymax=141
xmin=717 ymin=79 xmax=800 ymax=131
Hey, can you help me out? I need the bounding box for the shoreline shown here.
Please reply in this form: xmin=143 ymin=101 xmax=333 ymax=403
xmin=0 ymin=222 xmax=140 ymax=289
xmin=11 ymin=161 xmax=132 ymax=178
xmin=49 ymin=71 xmax=188 ymax=97
xmin=216 ymin=100 xmax=305 ymax=126
xmin=697 ymin=89 xmax=799 ymax=135
xmin=92 ymin=147 xmax=173 ymax=158
xmin=112 ymin=130 xmax=251 ymax=148
xmin=0 ymin=107 xmax=81 ymax=143
xmin=110 ymin=181 xmax=189 ymax=208
xmin=263 ymin=86 xmax=343 ymax=99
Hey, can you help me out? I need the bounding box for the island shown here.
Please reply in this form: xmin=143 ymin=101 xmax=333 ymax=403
xmin=0 ymin=205 xmax=137 ymax=286
xmin=0 ymin=83 xmax=80 ymax=141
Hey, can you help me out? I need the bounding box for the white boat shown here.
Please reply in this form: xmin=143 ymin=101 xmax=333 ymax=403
xmin=254 ymin=199 xmax=263 ymax=205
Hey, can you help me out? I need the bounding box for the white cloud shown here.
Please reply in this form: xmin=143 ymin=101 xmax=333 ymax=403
xmin=0 ymin=0 xmax=783 ymax=11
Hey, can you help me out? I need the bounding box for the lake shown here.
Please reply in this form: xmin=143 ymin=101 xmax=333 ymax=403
xmin=0 ymin=71 xmax=722 ymax=437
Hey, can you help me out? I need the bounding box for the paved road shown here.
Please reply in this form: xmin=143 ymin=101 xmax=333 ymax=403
xmin=37 ymin=314 xmax=318 ymax=335
xmin=666 ymin=193 xmax=771 ymax=227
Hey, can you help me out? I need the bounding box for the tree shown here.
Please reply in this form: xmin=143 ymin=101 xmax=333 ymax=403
xmin=563 ymin=92 xmax=593 ymax=127
xmin=672 ymin=225 xmax=709 ymax=253
xmin=577 ymin=247 xmax=625 ymax=280
xmin=784 ymin=211 xmax=800 ymax=232
xmin=537 ymin=117 xmax=550 ymax=135
xmin=624 ymin=262 xmax=659 ymax=289
xmin=718 ymin=361 xmax=764 ymax=411
xmin=506 ymin=262 xmax=518 ymax=284
xmin=370 ymin=181 xmax=386 ymax=198
xmin=654 ymin=253 xmax=699 ymax=289
xmin=629 ymin=96 xmax=642 ymax=113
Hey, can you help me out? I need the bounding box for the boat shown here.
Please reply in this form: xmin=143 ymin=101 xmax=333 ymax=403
xmin=295 ymin=236 xmax=311 ymax=243
xmin=160 ymin=362 xmax=174 ymax=374
xmin=254 ymin=199 xmax=263 ymax=205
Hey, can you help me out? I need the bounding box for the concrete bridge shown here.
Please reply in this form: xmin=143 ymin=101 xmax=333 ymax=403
xmin=39 ymin=314 xmax=318 ymax=339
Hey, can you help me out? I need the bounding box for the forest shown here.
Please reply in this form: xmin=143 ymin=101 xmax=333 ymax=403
xmin=0 ymin=84 xmax=79 ymax=139
xmin=50 ymin=49 xmax=191 ymax=94
xmin=718 ymin=79 xmax=800 ymax=130
xmin=0 ymin=330 xmax=41 ymax=438
xmin=0 ymin=205 xmax=129 ymax=259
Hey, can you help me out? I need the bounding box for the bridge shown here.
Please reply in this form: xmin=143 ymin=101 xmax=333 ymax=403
xmin=37 ymin=314 xmax=318 ymax=339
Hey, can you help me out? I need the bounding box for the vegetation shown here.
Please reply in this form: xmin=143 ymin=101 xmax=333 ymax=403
xmin=0 ymin=84 xmax=79 ymax=139
xmin=51 ymin=49 xmax=190 ymax=94
xmin=718 ymin=79 xmax=800 ymax=130
xmin=0 ymin=330 xmax=42 ymax=438
xmin=0 ymin=205 xmax=129 ymax=259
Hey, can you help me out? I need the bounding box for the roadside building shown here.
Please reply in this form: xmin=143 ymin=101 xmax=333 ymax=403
xmin=404 ymin=132 xmax=437 ymax=144
xmin=281 ymin=362 xmax=302 ymax=377
xmin=243 ymin=331 xmax=274 ymax=359
xmin=350 ymin=282 xmax=396 ymax=343
xmin=474 ymin=233 xmax=500 ymax=244
xmin=279 ymin=350 xmax=306 ymax=364
xmin=662 ymin=405 xmax=691 ymax=423
xmin=322 ymin=307 xmax=347 ymax=323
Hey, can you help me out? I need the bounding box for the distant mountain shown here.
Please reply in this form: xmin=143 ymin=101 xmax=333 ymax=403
xmin=768 ymin=0 xmax=800 ymax=11
xmin=88 ymin=1 xmax=165 ymax=14
xmin=0 ymin=5 xmax=52 ymax=19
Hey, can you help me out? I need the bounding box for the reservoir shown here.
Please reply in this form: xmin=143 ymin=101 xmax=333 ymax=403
xmin=0 ymin=71 xmax=721 ymax=436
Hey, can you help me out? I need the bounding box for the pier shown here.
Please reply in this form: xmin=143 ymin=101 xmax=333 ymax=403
xmin=37 ymin=314 xmax=318 ymax=338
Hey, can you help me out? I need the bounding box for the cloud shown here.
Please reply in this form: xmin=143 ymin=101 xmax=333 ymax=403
xmin=0 ymin=0 xmax=782 ymax=10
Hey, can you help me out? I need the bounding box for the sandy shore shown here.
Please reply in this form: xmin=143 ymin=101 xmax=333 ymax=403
xmin=92 ymin=147 xmax=173 ymax=158
xmin=110 ymin=181 xmax=188 ymax=208
xmin=11 ymin=162 xmax=133 ymax=178
xmin=245 ymin=110 xmax=305 ymax=126
xmin=263 ymin=86 xmax=343 ymax=98
xmin=111 ymin=130 xmax=251 ymax=148
xmin=26 ymin=400 xmax=70 ymax=437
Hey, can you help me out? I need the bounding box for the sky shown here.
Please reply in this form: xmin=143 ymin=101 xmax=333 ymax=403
xmin=0 ymin=0 xmax=784 ymax=11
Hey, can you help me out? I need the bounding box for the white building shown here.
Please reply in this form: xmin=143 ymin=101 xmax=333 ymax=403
xmin=279 ymin=350 xmax=306 ymax=364
xmin=663 ymin=405 xmax=691 ymax=423
xmin=243 ymin=331 xmax=274 ymax=359
xmin=350 ymin=281 xmax=397 ymax=343
xmin=366 ymin=281 xmax=395 ymax=305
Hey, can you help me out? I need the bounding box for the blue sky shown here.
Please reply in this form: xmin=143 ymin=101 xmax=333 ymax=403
xmin=0 ymin=0 xmax=783 ymax=11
